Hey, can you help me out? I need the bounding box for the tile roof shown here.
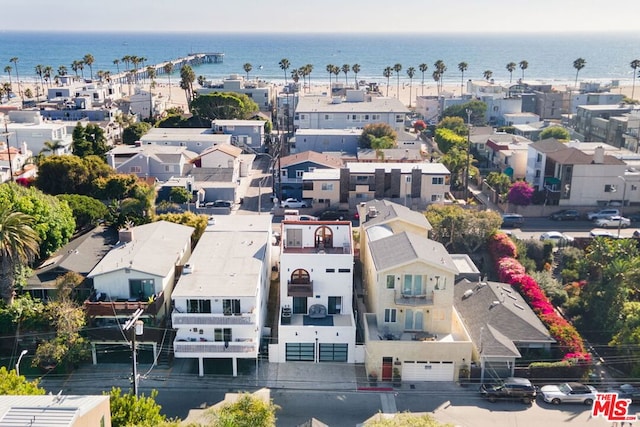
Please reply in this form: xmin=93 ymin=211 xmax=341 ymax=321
xmin=279 ymin=151 xmax=343 ymax=169
xmin=361 ymin=199 xmax=432 ymax=231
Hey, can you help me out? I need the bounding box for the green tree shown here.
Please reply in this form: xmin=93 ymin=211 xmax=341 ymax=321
xmin=9 ymin=57 xmax=21 ymax=99
xmin=155 ymin=212 xmax=208 ymax=245
xmin=57 ymin=194 xmax=108 ymax=230
xmin=573 ymin=57 xmax=586 ymax=87
xmin=393 ymin=63 xmax=402 ymax=99
xmin=352 ymin=63 xmax=361 ymax=88
xmin=437 ymin=116 xmax=467 ymax=136
xmin=631 ymin=59 xmax=640 ymax=100
xmin=163 ymin=62 xmax=174 ymax=101
xmin=365 ymin=412 xmax=453 ymax=427
xmin=123 ymin=122 xmax=152 ymax=145
xmin=506 ymin=62 xmax=517 ymax=83
xmin=485 ymin=171 xmax=511 ymax=196
xmin=180 ymin=65 xmax=196 ymax=103
xmin=406 ymin=66 xmax=415 ymax=107
xmin=439 ymin=146 xmax=477 ymax=190
xmin=359 ymin=123 xmax=397 ymax=149
xmin=457 ymin=61 xmax=468 ymax=94
xmin=483 ymin=70 xmax=493 ymax=81
xmin=419 ymin=63 xmax=428 ymax=96
xmin=205 ymin=393 xmax=279 ymax=427
xmin=0 ymin=207 xmax=40 ymax=304
xmin=190 ymin=92 xmax=259 ymax=123
xmin=425 ymin=204 xmax=501 ymax=252
xmin=83 ymin=53 xmax=95 ymax=80
xmin=434 ymin=60 xmax=446 ymax=94
xmin=168 ymin=186 xmax=191 ymax=204
xmin=72 ymin=123 xmax=108 ymax=158
xmin=341 ymin=64 xmax=350 ymax=84
xmin=0 ymin=366 xmax=45 ymax=395
xmin=442 ymin=100 xmax=487 ymax=126
xmin=279 ymin=58 xmax=290 ymax=85
xmin=108 ymin=387 xmax=171 ymax=427
xmin=539 ymin=127 xmax=570 ymax=141
xmin=243 ymin=62 xmax=252 ymax=81
xmin=383 ymin=66 xmax=393 ymax=97
xmin=519 ymin=60 xmax=529 ymax=80
xmin=434 ymin=127 xmax=466 ymax=153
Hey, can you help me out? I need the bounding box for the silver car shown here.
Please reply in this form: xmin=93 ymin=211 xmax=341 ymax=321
xmin=595 ymin=215 xmax=630 ymax=228
xmin=540 ymin=382 xmax=597 ymax=405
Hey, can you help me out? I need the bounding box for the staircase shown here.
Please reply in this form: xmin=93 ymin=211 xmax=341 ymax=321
xmin=156 ymin=328 xmax=176 ymax=367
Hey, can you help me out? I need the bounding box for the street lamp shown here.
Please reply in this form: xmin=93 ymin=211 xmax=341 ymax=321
xmin=464 ymin=108 xmax=472 ymax=201
xmin=617 ymin=175 xmax=627 ymax=238
xmin=15 ymin=349 xmax=28 ymax=376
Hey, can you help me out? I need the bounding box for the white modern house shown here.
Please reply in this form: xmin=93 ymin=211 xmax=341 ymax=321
xmin=139 ymin=128 xmax=231 ymax=154
xmin=171 ymin=215 xmax=273 ymax=377
xmin=199 ymin=74 xmax=274 ymax=112
xmin=2 ymin=111 xmax=73 ymax=155
xmin=271 ymin=219 xmax=357 ymax=363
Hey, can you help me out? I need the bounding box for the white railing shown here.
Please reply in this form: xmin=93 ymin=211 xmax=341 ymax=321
xmin=172 ymin=312 xmax=255 ymax=326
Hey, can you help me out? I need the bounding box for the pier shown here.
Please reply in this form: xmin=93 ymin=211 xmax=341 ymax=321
xmin=112 ymin=52 xmax=224 ymax=84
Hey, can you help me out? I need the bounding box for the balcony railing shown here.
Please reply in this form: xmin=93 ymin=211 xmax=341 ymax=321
xmin=287 ymin=280 xmax=313 ymax=297
xmin=394 ymin=290 xmax=434 ymax=306
xmin=84 ymin=292 xmax=165 ymax=317
xmin=172 ymin=312 xmax=255 ymax=326
xmin=174 ymin=340 xmax=257 ymax=354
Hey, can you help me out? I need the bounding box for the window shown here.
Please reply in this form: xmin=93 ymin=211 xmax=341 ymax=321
xmin=405 ymin=176 xmax=411 ymax=183
xmin=324 ymin=114 xmax=333 ymax=120
xmin=293 ymin=296 xmax=307 ymax=314
xmin=402 ymin=274 xmax=424 ymax=296
xmin=356 ymin=175 xmax=368 ymax=182
xmin=214 ymin=328 xmax=232 ymax=342
xmin=130 ymin=166 xmax=142 ymax=173
xmin=396 ymin=115 xmax=404 ymax=123
xmin=129 ymin=279 xmax=154 ymax=299
xmin=338 ymin=268 xmax=351 ymax=273
xmin=326 ymin=268 xmax=335 ymax=273
xmin=296 ymin=170 xmax=304 ymax=179
xmin=187 ymin=299 xmax=211 ymax=313
xmin=384 ymin=308 xmax=397 ymax=323
xmin=281 ymin=169 xmax=287 ymax=178
xmin=536 ymin=153 xmax=543 ymax=162
xmin=372 ymin=114 xmax=381 ymax=120
xmin=321 ymin=183 xmax=334 ymax=191
xmin=605 ymin=184 xmax=616 ymax=193
xmin=432 ymin=177 xmax=444 ymax=185
xmin=535 ymin=170 xmax=541 ymax=178
xmin=364 ymin=114 xmax=370 ymax=120
xmin=222 ymin=299 xmax=240 ymax=315
xmin=431 ymin=194 xmax=442 ymax=202
xmin=291 ymin=269 xmax=310 ymax=284
xmin=328 ymin=296 xmax=342 ymax=314
xmin=386 ymin=275 xmax=395 ymax=289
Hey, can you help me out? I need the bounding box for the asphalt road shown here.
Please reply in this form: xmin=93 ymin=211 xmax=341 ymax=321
xmin=501 ymin=216 xmax=640 ymax=240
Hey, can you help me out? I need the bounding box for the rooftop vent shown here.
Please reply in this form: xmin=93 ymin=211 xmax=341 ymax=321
xmin=462 ymin=289 xmax=474 ymax=299
xmin=183 ymin=264 xmax=194 ymax=274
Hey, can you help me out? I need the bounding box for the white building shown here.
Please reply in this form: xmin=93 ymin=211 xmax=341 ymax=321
xmin=198 ymin=74 xmax=274 ymax=112
xmin=272 ymin=219 xmax=357 ymax=363
xmin=172 ymin=215 xmax=273 ymax=377
xmin=3 ymin=111 xmax=73 ymax=155
xmin=139 ymin=128 xmax=231 ymax=154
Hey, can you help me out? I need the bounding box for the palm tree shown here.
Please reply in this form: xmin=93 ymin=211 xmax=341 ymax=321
xmin=43 ymin=66 xmax=53 ymax=87
xmin=279 ymin=58 xmax=290 ymax=85
xmin=113 ymin=59 xmax=120 ymax=74
xmin=3 ymin=66 xmax=12 ymax=94
xmin=243 ymin=63 xmax=252 ymax=81
xmin=34 ymin=65 xmax=44 ymax=97
xmin=352 ymin=64 xmax=361 ymax=89
xmin=0 ymin=206 xmax=40 ymax=305
xmin=458 ymin=62 xmax=468 ymax=95
xmin=304 ymin=64 xmax=313 ymax=92
xmin=419 ymin=63 xmax=428 ymax=96
xmin=432 ymin=70 xmax=442 ymax=97
xmin=519 ymin=60 xmax=529 ymax=81
xmin=163 ymin=62 xmax=174 ymax=101
xmin=121 ymin=55 xmax=131 ymax=71
xmin=573 ymin=57 xmax=586 ymax=88
xmin=341 ymin=64 xmax=350 ymax=84
xmin=331 ymin=65 xmax=340 ymax=89
xmin=383 ymin=67 xmax=393 ymax=97
xmin=434 ymin=60 xmax=446 ymax=94
xmin=9 ymin=57 xmax=21 ymax=99
xmin=506 ymin=62 xmax=516 ymax=84
xmin=71 ymin=60 xmax=81 ymax=78
xmin=57 ymin=65 xmax=68 ymax=77
xmin=83 ymin=54 xmax=95 ymax=80
xmin=483 ymin=70 xmax=493 ymax=82
xmin=631 ymin=60 xmax=640 ymax=101
xmin=78 ymin=60 xmax=85 ymax=79
xmin=393 ymin=63 xmax=402 ymax=99
xmin=326 ymin=64 xmax=334 ymax=90
xmin=406 ymin=66 xmax=415 ymax=108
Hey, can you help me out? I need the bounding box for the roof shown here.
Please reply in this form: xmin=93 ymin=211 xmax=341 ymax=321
xmin=140 ymin=128 xmax=231 ymax=144
xmin=279 ymin=151 xmax=343 ymax=169
xmin=529 ymin=138 xmax=567 ymax=153
xmin=295 ymin=94 xmax=410 ymax=114
xmin=197 ymin=143 xmax=243 ymax=159
xmin=357 ymin=148 xmax=423 ymax=161
xmin=211 ymin=119 xmax=265 ymax=127
xmin=172 ymin=215 xmax=272 ymax=298
xmin=0 ymin=395 xmax=109 ymax=427
xmin=368 ymin=231 xmax=458 ymax=274
xmin=545 ymin=147 xmax=625 ymax=165
xmin=361 ymin=199 xmax=432 ymax=231
xmin=302 ymin=168 xmax=341 ymax=180
xmin=454 ymin=279 xmax=555 ymax=358
xmin=186 ymin=166 xmax=235 ymax=182
xmin=87 ymin=221 xmax=194 ymax=279
xmin=346 ymin=162 xmax=449 ymax=174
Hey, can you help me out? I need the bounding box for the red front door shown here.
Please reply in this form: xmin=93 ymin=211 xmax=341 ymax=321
xmin=382 ymin=357 xmax=393 ymax=381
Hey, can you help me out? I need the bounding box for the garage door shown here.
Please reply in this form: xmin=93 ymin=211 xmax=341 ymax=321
xmin=285 ymin=343 xmax=314 ymax=361
xmin=319 ymin=343 xmax=348 ymax=362
xmin=402 ymin=361 xmax=455 ymax=381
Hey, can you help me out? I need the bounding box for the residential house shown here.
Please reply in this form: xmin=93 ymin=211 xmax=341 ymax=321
xmin=279 ymin=151 xmax=343 ymax=201
xmin=139 ymin=128 xmax=231 ymax=155
xmin=294 ymin=90 xmax=410 ymax=133
xmin=454 ymin=278 xmax=555 ymax=382
xmin=211 ymin=119 xmax=266 ymax=152
xmin=356 ymin=147 xmax=424 ymax=163
xmin=3 ymin=111 xmax=73 ymax=155
xmin=358 ymin=200 xmax=473 ymax=381
xmin=85 ymin=221 xmax=194 ymax=364
xmin=503 ymin=112 xmax=540 ymax=126
xmin=106 ymin=144 xmax=198 ymax=182
xmin=568 ymin=90 xmax=624 ymax=115
xmin=0 ymin=141 xmax=35 ymax=183
xmin=485 ymin=134 xmax=533 ymax=180
xmin=291 ymin=128 xmax=362 ymax=155
xmin=572 ymin=104 xmax=637 ymax=146
xmin=273 ymin=219 xmax=357 ymax=364
xmin=172 ymin=215 xmax=272 ymax=376
xmin=199 ymin=74 xmax=274 ymax=112
xmin=622 ymin=111 xmax=640 ymax=153
xmin=120 ymin=85 xmax=167 ymax=120
xmin=0 ymin=395 xmax=111 ymax=427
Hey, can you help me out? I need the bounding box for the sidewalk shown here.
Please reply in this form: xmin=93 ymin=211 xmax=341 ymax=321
xmin=468 ymin=183 xmax=502 ymax=212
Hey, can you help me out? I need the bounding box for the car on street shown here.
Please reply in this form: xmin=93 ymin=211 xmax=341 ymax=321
xmin=318 ymin=210 xmax=347 ymax=221
xmin=480 ymin=377 xmax=537 ymax=404
xmin=501 ymin=213 xmax=524 ymax=228
xmin=540 ymin=382 xmax=597 ymax=405
xmin=594 ymin=215 xmax=630 ymax=228
xmin=587 ymin=208 xmax=620 ymax=221
xmin=590 ymin=229 xmax=619 ymax=238
xmin=549 ymin=209 xmax=580 ymax=221
xmin=628 ymin=212 xmax=640 ymax=222
xmin=280 ymin=198 xmax=309 ymax=208
xmin=539 ymin=231 xmax=574 ymax=243
xmin=607 ymin=383 xmax=640 ymax=403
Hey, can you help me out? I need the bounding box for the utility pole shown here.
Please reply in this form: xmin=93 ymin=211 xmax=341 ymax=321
xmin=2 ymin=118 xmax=14 ymax=182
xmin=123 ymin=308 xmax=144 ymax=397
xmin=464 ymin=108 xmax=472 ymax=201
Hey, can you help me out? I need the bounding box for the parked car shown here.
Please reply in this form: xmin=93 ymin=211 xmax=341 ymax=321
xmin=480 ymin=377 xmax=537 ymax=404
xmin=540 ymin=382 xmax=598 ymax=405
xmin=501 ymin=213 xmax=524 ymax=228
xmin=594 ymin=215 xmax=630 ymax=228
xmin=607 ymin=383 xmax=640 ymax=403
xmin=212 ymin=200 xmax=233 ymax=208
xmin=590 ymin=229 xmax=619 ymax=238
xmin=549 ymin=209 xmax=580 ymax=221
xmin=587 ymin=208 xmax=620 ymax=221
xmin=540 ymin=231 xmax=574 ymax=243
xmin=318 ymin=210 xmax=347 ymax=221
xmin=627 ymin=212 xmax=640 ymax=222
xmin=297 ymin=214 xmax=318 ymax=221
xmin=280 ymin=198 xmax=308 ymax=208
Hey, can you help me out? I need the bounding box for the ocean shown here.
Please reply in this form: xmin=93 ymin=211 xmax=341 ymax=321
xmin=1 ymin=31 xmax=640 ymax=88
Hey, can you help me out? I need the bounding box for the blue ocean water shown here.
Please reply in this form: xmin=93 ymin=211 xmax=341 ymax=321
xmin=1 ymin=31 xmax=639 ymax=87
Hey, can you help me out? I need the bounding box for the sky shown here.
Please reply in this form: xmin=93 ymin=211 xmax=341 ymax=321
xmin=3 ymin=0 xmax=639 ymax=33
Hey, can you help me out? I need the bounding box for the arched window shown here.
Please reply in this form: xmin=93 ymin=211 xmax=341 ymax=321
xmin=290 ymin=269 xmax=310 ymax=284
xmin=314 ymin=226 xmax=333 ymax=249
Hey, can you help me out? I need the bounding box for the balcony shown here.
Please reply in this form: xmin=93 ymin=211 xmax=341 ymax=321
xmin=172 ymin=311 xmax=255 ymax=326
xmin=84 ymin=292 xmax=165 ymax=318
xmin=174 ymin=339 xmax=257 ymax=356
xmin=394 ymin=290 xmax=434 ymax=306
xmin=288 ymin=280 xmax=313 ymax=297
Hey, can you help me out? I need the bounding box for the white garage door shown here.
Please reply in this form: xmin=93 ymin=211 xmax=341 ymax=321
xmin=402 ymin=361 xmax=455 ymax=381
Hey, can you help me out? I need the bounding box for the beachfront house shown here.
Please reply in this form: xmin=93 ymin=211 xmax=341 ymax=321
xmin=172 ymin=215 xmax=273 ymax=377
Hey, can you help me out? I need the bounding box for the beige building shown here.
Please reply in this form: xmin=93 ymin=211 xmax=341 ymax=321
xmin=0 ymin=395 xmax=111 ymax=426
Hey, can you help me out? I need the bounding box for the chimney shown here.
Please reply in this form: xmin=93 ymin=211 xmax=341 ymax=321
xmin=593 ymin=146 xmax=605 ymax=164
xmin=119 ymin=228 xmax=134 ymax=243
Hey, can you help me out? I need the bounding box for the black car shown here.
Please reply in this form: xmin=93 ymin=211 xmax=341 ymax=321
xmin=549 ymin=209 xmax=580 ymax=221
xmin=318 ymin=210 xmax=347 ymax=221
xmin=480 ymin=377 xmax=537 ymax=404
xmin=501 ymin=213 xmax=524 ymax=228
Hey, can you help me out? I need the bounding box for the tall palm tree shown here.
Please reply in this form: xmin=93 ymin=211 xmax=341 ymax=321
xmin=279 ymin=58 xmax=290 ymax=85
xmin=458 ymin=62 xmax=468 ymax=95
xmin=43 ymin=66 xmax=53 ymax=87
xmin=3 ymin=66 xmax=12 ymax=94
xmin=519 ymin=60 xmax=529 ymax=81
xmin=78 ymin=60 xmax=85 ymax=79
xmin=483 ymin=70 xmax=493 ymax=81
xmin=506 ymin=62 xmax=516 ymax=84
xmin=393 ymin=63 xmax=402 ymax=99
xmin=71 ymin=60 xmax=81 ymax=78
xmin=419 ymin=63 xmax=428 ymax=96
xmin=9 ymin=57 xmax=21 ymax=99
xmin=331 ymin=65 xmax=340 ymax=89
xmin=406 ymin=67 xmax=415 ymax=108
xmin=163 ymin=62 xmax=174 ymax=101
xmin=57 ymin=65 xmax=67 ymax=77
xmin=83 ymin=54 xmax=95 ymax=80
xmin=113 ymin=59 xmax=120 ymax=74
xmin=0 ymin=206 xmax=40 ymax=305
xmin=121 ymin=55 xmax=131 ymax=71
xmin=434 ymin=60 xmax=446 ymax=94
xmin=573 ymin=57 xmax=586 ymax=88
xmin=432 ymin=70 xmax=442 ymax=97
xmin=631 ymin=60 xmax=640 ymax=101
xmin=326 ymin=64 xmax=334 ymax=90
xmin=383 ymin=66 xmax=393 ymax=97
xmin=243 ymin=63 xmax=252 ymax=81
xmin=341 ymin=64 xmax=350 ymax=84
xmin=352 ymin=64 xmax=361 ymax=89
xmin=304 ymin=64 xmax=313 ymax=92
xmin=34 ymin=65 xmax=44 ymax=97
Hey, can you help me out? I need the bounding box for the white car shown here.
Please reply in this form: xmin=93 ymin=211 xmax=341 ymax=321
xmin=540 ymin=382 xmax=598 ymax=405
xmin=280 ymin=198 xmax=308 ymax=208
xmin=594 ymin=215 xmax=630 ymax=228
xmin=590 ymin=229 xmax=618 ymax=238
xmin=539 ymin=231 xmax=574 ymax=243
xmin=587 ymin=208 xmax=620 ymax=221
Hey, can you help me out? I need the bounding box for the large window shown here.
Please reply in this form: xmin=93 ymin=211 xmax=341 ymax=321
xmin=187 ymin=299 xmax=211 ymax=314
xmin=432 ymin=177 xmax=444 ymax=185
xmin=214 ymin=328 xmax=232 ymax=342
xmin=293 ymin=297 xmax=308 ymax=314
xmin=386 ymin=275 xmax=395 ymax=289
xmin=328 ymin=296 xmax=342 ymax=314
xmin=129 ymin=279 xmax=154 ymax=300
xmin=223 ymin=299 xmax=241 ymax=315
xmin=384 ymin=308 xmax=397 ymax=323
xmin=402 ymin=274 xmax=424 ymax=296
